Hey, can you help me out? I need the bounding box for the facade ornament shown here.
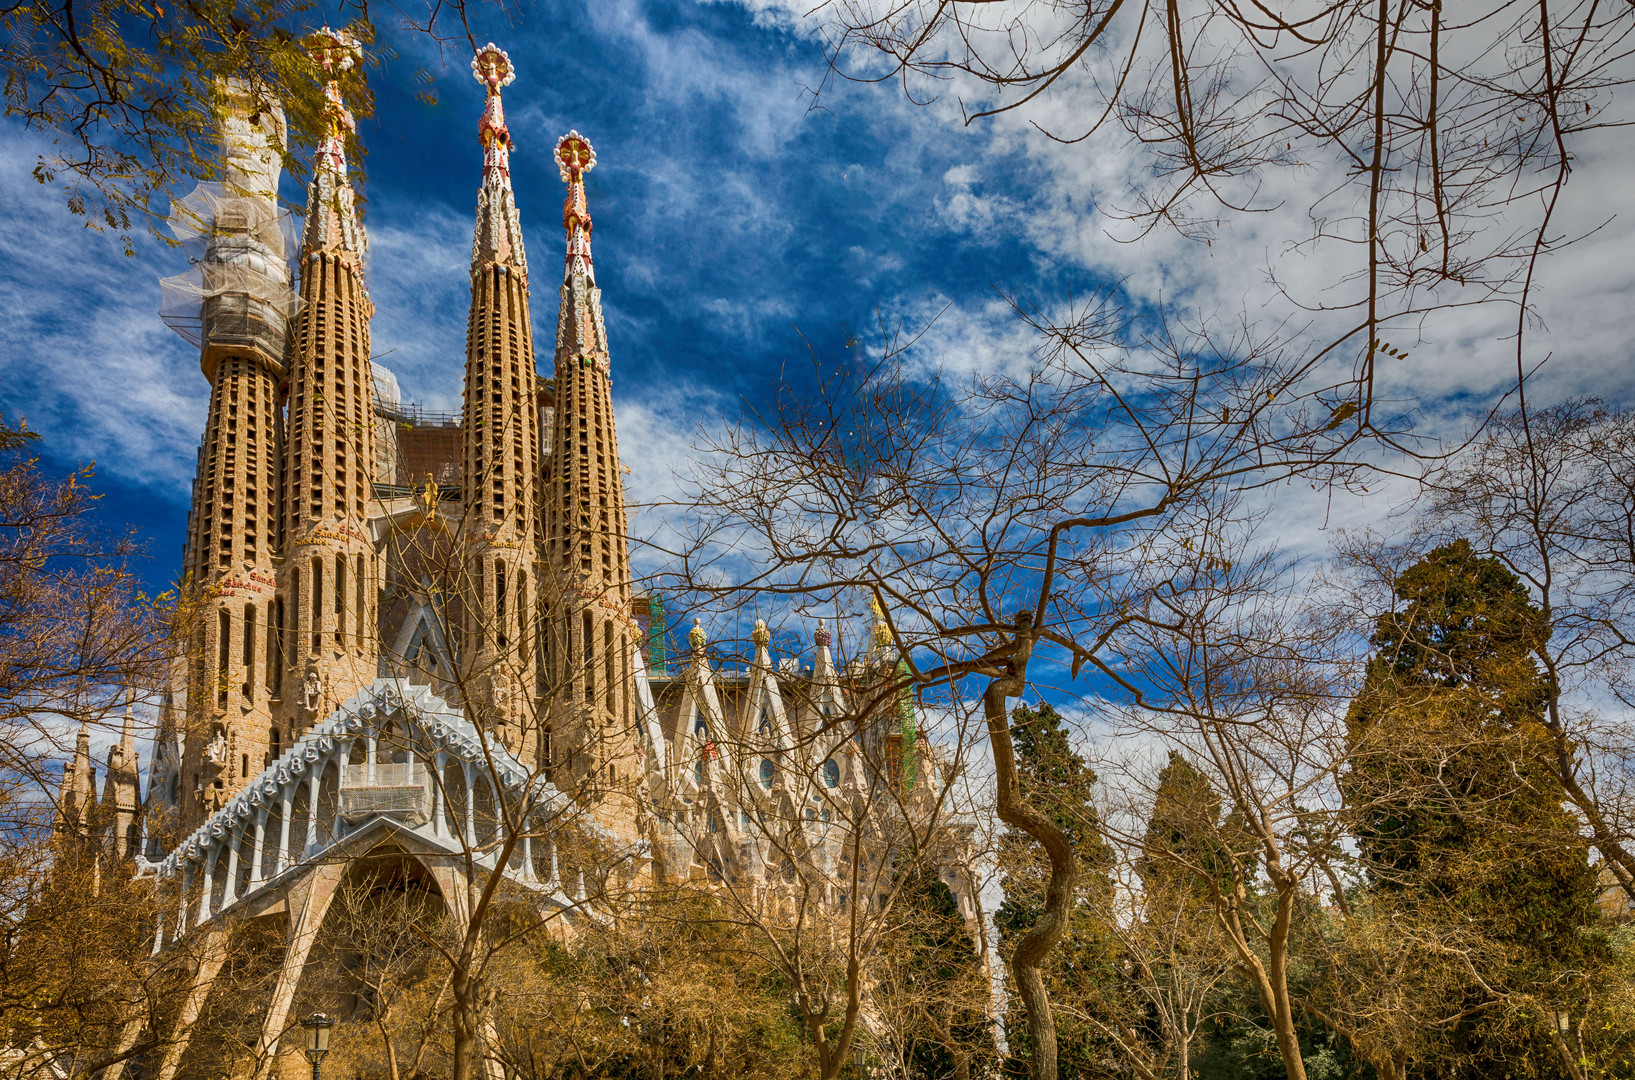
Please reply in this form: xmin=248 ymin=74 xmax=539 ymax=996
xmin=688 ymin=618 xmax=707 ymax=654
xmin=814 ymin=620 xmax=831 ymax=648
xmin=752 ymin=618 xmax=771 ymax=648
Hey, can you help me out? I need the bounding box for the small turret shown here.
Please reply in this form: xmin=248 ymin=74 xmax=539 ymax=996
xmin=101 ymin=691 xmax=143 ymax=861
xmin=54 ymin=723 xmax=94 ymax=842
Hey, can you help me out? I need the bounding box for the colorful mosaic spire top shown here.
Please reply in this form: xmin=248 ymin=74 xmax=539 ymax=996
xmin=307 ymin=27 xmax=360 ymax=177
xmin=467 ymin=42 xmax=526 ymax=275
xmin=555 ymin=130 xmax=596 ymax=282
xmin=472 ymin=43 xmax=515 ymax=183
xmin=301 ymin=26 xmax=365 ymax=256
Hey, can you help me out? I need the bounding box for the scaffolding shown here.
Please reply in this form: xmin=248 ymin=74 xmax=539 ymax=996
xmin=158 ymin=182 xmax=298 ymax=365
xmin=372 ymin=395 xmax=463 ymax=489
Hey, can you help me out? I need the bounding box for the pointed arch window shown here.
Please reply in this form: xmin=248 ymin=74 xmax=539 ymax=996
xmin=759 ymin=758 xmax=775 ymax=789
xmin=822 ymin=759 xmax=840 ymax=788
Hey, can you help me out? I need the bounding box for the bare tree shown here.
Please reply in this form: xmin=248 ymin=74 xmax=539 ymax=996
xmin=665 ymin=293 xmax=1366 ymax=1079
xmin=1099 ymin=529 xmax=1353 ymax=1080
xmin=0 ymin=426 xmax=171 ymax=785
xmin=818 ymin=0 xmax=1634 ymax=430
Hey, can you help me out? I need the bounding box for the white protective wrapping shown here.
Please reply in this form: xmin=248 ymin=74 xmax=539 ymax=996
xmin=158 ymin=81 xmax=299 ymax=355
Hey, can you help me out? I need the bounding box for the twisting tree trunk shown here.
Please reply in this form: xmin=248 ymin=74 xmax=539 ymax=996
xmin=982 ymin=619 xmax=1074 ymax=1080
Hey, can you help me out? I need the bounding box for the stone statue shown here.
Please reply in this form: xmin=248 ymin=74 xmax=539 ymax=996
xmin=489 ymin=670 xmax=515 ymax=713
xmin=420 ymin=473 xmax=440 ymax=519
xmin=204 ymin=728 xmax=228 ymax=766
xmin=302 ymin=661 xmax=324 ymax=718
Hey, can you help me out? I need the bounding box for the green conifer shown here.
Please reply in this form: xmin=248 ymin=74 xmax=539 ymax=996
xmin=1343 ymin=539 xmax=1605 ymax=1075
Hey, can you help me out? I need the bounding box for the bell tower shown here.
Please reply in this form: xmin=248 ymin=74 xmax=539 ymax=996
xmin=457 ymin=43 xmax=543 ymax=755
xmin=173 ymin=78 xmax=292 ymax=826
xmin=541 ymin=131 xmax=639 ymax=832
xmin=277 ymin=27 xmax=378 ymax=739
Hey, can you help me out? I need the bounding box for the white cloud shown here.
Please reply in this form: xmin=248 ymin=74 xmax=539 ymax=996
xmin=0 ymin=125 xmax=207 ymax=494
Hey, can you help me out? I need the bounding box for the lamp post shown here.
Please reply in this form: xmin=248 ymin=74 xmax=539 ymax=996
xmin=301 ymin=1013 xmax=334 ymax=1080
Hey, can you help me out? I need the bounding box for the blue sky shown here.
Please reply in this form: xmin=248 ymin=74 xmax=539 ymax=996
xmin=3 ymin=0 xmax=1634 ymax=608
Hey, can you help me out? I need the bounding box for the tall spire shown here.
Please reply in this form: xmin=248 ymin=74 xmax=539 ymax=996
xmin=459 ymin=42 xmax=542 ymax=755
xmin=277 ymin=24 xmax=378 ymax=756
xmin=543 ymin=128 xmax=638 ymax=837
xmin=302 ymin=27 xmax=365 ymax=257
xmin=470 ymin=43 xmax=527 ymax=277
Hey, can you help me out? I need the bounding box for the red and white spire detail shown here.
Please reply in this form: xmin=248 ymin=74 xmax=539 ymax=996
xmin=555 ymin=131 xmax=596 ymax=284
xmin=473 ymin=43 xmax=516 ymax=183
xmin=301 ymin=27 xmax=365 ymax=257
xmin=469 ymin=42 xmax=527 ymax=278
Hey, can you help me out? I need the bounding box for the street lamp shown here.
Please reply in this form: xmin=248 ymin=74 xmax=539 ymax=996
xmin=301 ymin=1013 xmax=334 ymax=1080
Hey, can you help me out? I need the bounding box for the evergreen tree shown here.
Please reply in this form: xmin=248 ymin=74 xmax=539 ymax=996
xmin=887 ymin=866 xmax=997 ymax=1080
xmin=1139 ymin=751 xmax=1236 ymax=898
xmin=1342 ymin=539 xmax=1605 ymax=1075
xmin=993 ymin=703 xmax=1122 ymax=1077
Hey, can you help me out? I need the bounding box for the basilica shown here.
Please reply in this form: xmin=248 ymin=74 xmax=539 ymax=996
xmin=48 ymin=30 xmax=984 ymax=1080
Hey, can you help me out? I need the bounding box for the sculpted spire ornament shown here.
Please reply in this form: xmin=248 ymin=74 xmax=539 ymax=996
xmin=555 ymin=131 xmax=597 ymax=283
xmin=472 ymin=43 xmax=516 ymax=182
xmin=469 ymin=42 xmax=528 ymax=276
xmin=301 ymin=26 xmax=365 ymax=256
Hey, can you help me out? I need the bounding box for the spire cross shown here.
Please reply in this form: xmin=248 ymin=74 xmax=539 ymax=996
xmin=472 ymin=43 xmax=516 ymax=182
xmin=306 ymin=27 xmax=361 ymax=175
xmin=555 ymin=131 xmax=597 ymax=281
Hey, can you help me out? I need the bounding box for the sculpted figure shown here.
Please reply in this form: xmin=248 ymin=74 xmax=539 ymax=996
xmin=204 ymin=728 xmax=228 ymax=766
xmin=302 ymin=661 xmax=324 ymax=717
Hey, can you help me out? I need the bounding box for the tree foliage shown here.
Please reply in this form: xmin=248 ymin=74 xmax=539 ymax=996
xmin=1344 ymin=539 xmax=1608 ymax=1077
xmin=0 ymin=0 xmax=378 ymax=249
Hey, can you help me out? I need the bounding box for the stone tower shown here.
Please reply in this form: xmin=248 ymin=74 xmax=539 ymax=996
xmin=278 ymin=28 xmax=378 ymax=743
xmin=174 ymin=79 xmax=292 ymax=826
xmin=542 ymin=130 xmax=639 ymax=827
xmin=458 ymin=44 xmax=542 ymax=755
